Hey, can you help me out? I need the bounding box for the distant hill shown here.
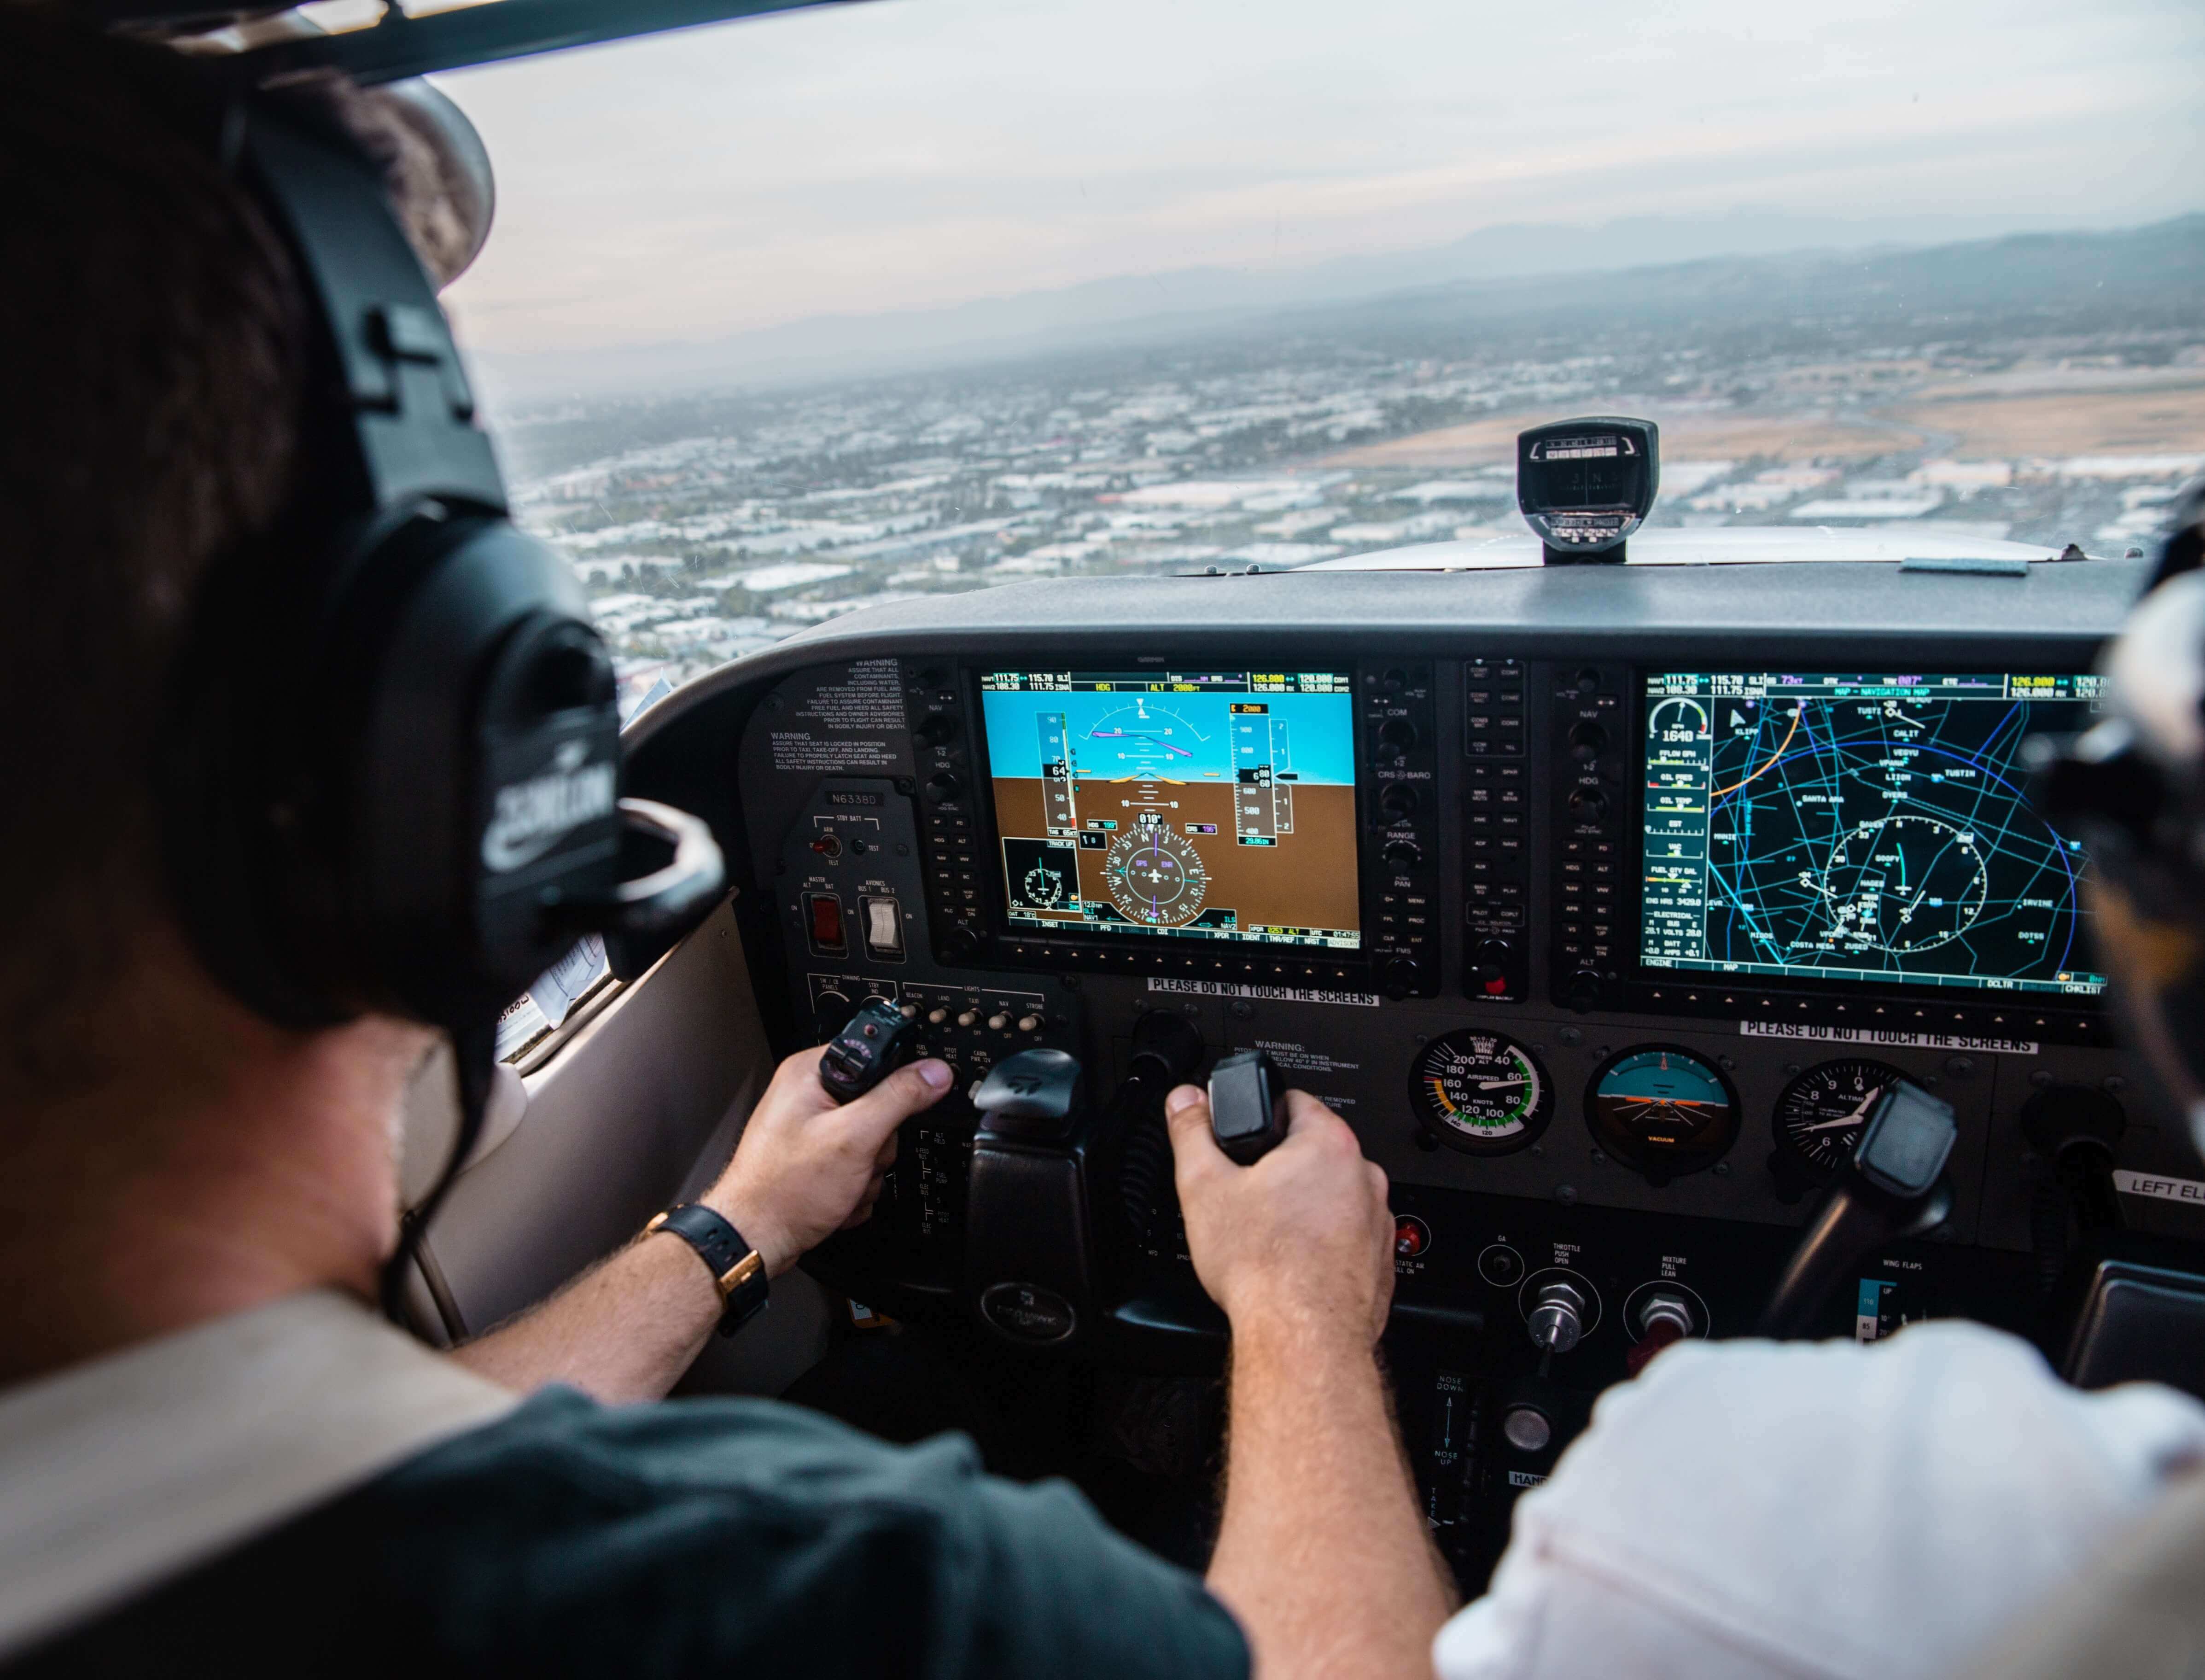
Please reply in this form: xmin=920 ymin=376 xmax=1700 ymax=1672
xmin=471 ymin=212 xmax=2205 ymax=411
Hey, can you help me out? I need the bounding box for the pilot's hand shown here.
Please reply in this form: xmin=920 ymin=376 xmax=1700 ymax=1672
xmin=1166 ymin=1084 xmax=1394 ymax=1348
xmin=703 ymin=1046 xmax=951 ymax=1278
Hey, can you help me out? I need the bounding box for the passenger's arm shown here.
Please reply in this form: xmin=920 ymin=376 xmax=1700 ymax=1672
xmin=1167 ymin=1085 xmax=1456 ymax=1680
xmin=452 ymin=1049 xmax=951 ymax=1402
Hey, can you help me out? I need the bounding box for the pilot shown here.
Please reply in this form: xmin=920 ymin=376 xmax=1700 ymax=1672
xmin=1427 ymin=486 xmax=2205 ymax=1680
xmin=0 ymin=16 xmax=1453 ymax=1677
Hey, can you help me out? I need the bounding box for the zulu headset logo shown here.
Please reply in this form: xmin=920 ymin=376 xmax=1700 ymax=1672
xmin=482 ymin=741 xmax=617 ymax=873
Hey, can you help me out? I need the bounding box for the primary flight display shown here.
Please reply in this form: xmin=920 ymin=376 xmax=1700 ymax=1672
xmin=1640 ymin=673 xmax=2106 ymax=996
xmin=978 ymin=669 xmax=1360 ymax=950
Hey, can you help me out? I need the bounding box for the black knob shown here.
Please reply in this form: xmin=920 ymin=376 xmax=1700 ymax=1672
xmin=1377 ymin=718 xmax=1418 ymax=761
xmin=1575 ymin=668 xmax=1600 ymax=696
xmin=914 ymin=712 xmax=959 ymax=749
xmin=1380 ymin=666 xmax=1410 ymax=695
xmin=812 ymin=989 xmax=855 ymax=1040
xmin=1474 ymin=938 xmax=1516 ymax=983
xmin=1567 ymin=788 xmax=1610 ymax=822
xmin=924 ymin=770 xmax=964 ymax=804
xmin=938 ymin=923 xmax=980 ymax=962
xmin=1379 ymin=783 xmax=1420 ymax=821
xmin=1382 ymin=839 xmax=1424 ymax=869
xmin=1569 ymin=721 xmax=1609 ymax=763
xmin=1382 ymin=956 xmax=1423 ymax=999
xmin=1567 ymin=967 xmax=1604 ymax=1012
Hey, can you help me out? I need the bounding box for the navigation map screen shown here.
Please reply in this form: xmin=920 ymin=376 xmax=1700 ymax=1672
xmin=979 ymin=669 xmax=1360 ymax=950
xmin=1641 ymin=673 xmax=2107 ymax=997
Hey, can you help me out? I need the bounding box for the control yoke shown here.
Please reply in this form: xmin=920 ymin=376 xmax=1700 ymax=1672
xmin=1758 ymin=1080 xmax=1959 ymax=1338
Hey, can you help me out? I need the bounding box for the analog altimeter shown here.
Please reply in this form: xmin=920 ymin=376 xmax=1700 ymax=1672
xmin=1773 ymin=1058 xmax=1904 ymax=1180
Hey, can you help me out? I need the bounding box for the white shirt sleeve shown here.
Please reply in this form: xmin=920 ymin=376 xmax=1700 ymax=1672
xmin=1431 ymin=1321 xmax=2205 ymax=1680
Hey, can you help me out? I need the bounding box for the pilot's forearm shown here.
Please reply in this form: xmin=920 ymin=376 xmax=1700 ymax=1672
xmin=1206 ymin=1315 xmax=1456 ymax=1680
xmin=449 ymin=1228 xmax=724 ymax=1404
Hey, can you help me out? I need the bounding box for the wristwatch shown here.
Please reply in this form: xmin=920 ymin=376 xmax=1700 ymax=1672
xmin=645 ymin=1203 xmax=770 ymax=1336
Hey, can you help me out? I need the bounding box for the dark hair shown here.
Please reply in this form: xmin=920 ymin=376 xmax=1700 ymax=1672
xmin=0 ymin=13 xmax=306 ymax=1093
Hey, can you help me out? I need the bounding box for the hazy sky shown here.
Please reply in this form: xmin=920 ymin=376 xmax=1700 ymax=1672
xmin=436 ymin=0 xmax=2205 ymax=356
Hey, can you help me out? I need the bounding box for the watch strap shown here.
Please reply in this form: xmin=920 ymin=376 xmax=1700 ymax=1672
xmin=646 ymin=1204 xmax=769 ymax=1336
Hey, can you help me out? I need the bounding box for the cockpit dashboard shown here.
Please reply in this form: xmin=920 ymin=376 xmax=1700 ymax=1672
xmin=625 ymin=547 xmax=2199 ymax=1583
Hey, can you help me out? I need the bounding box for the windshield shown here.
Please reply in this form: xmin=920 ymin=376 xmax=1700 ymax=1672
xmin=433 ymin=0 xmax=2205 ymax=711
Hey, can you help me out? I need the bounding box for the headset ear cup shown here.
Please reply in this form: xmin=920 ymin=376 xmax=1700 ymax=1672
xmin=345 ymin=517 xmax=618 ymax=1029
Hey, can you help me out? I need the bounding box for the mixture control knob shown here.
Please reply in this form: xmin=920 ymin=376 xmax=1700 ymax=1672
xmin=1382 ymin=838 xmax=1424 ymax=869
xmin=1567 ymin=967 xmax=1604 ymax=1013
xmin=1566 ymin=788 xmax=1610 ymax=822
xmin=1636 ymin=1289 xmax=1695 ymax=1341
xmin=1378 ymin=782 xmax=1420 ymax=821
xmin=923 ymin=770 xmax=964 ymax=804
xmin=1473 ymin=938 xmax=1516 ymax=983
xmin=1377 ymin=718 xmax=1418 ymax=762
xmin=1569 ymin=721 xmax=1610 ymax=762
xmin=1527 ymin=1280 xmax=1589 ymax=1355
xmin=913 ymin=712 xmax=959 ymax=748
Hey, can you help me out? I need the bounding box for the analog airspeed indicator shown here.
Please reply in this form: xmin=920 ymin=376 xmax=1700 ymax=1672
xmin=1411 ymin=1031 xmax=1553 ymax=1155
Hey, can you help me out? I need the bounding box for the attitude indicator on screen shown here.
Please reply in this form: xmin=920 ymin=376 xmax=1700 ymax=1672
xmin=980 ymin=670 xmax=1360 ymax=951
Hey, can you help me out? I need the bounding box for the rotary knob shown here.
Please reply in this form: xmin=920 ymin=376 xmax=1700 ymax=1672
xmin=923 ymin=770 xmax=964 ymax=804
xmin=1382 ymin=838 xmax=1424 ymax=869
xmin=1527 ymin=1280 xmax=1589 ymax=1354
xmin=1382 ymin=956 xmax=1423 ymax=999
xmin=1569 ymin=721 xmax=1609 ymax=763
xmin=1566 ymin=787 xmax=1610 ymax=822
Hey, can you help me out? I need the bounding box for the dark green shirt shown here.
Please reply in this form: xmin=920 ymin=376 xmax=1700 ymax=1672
xmin=14 ymin=1388 xmax=1249 ymax=1678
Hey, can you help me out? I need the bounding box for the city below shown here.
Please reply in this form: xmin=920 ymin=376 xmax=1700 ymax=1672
xmin=483 ymin=217 xmax=2205 ymax=721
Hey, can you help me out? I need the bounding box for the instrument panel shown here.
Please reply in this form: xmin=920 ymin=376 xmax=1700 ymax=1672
xmin=725 ymin=641 xmax=2203 ymax=1262
xmin=640 ymin=554 xmax=2205 ymax=1587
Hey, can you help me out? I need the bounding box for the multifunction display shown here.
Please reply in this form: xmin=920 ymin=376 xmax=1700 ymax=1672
xmin=979 ymin=670 xmax=1360 ymax=950
xmin=1641 ymin=673 xmax=2106 ymax=996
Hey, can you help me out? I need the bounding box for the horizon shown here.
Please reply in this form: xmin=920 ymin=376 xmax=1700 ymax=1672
xmin=434 ymin=0 xmax=2204 ymax=396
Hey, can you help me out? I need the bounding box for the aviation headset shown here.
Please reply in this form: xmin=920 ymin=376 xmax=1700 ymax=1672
xmin=152 ymin=76 xmax=724 ymax=1322
xmin=2037 ymin=476 xmax=2205 ymax=1160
